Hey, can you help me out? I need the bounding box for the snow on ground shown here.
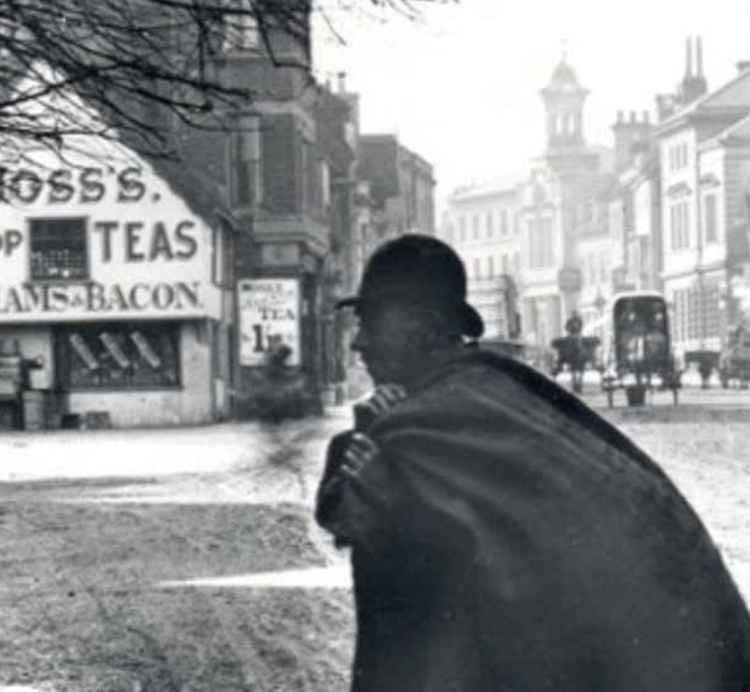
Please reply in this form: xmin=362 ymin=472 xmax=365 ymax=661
xmin=2 ymin=401 xmax=750 ymax=691
xmin=2 ymin=401 xmax=749 ymax=601
xmin=0 ymin=408 xmax=352 ymax=485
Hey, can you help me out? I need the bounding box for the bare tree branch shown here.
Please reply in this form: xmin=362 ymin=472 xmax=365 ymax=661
xmin=0 ymin=0 xmax=447 ymax=161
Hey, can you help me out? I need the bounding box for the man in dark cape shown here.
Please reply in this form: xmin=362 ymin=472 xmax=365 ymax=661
xmin=316 ymin=235 xmax=750 ymax=691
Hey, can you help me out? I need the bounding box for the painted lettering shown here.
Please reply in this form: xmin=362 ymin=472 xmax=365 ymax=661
xmin=117 ymin=167 xmax=146 ymax=202
xmin=125 ymin=222 xmax=145 ymax=262
xmin=20 ymin=284 xmax=43 ymax=311
xmin=0 ymin=168 xmax=8 ymax=203
xmin=0 ymin=166 xmax=151 ymax=205
xmin=0 ymin=281 xmax=202 ymax=314
xmin=49 ymin=286 xmax=70 ymax=312
xmin=0 ymin=229 xmax=22 ymax=257
xmin=174 ymin=281 xmax=200 ymax=309
xmin=2 ymin=287 xmax=23 ymax=312
xmin=47 ymin=169 xmax=75 ymax=203
xmin=152 ymin=283 xmax=175 ymax=310
xmin=93 ymin=221 xmax=118 ymax=262
xmin=79 ymin=167 xmax=105 ymax=203
xmin=149 ymin=222 xmax=174 ymax=261
xmin=129 ymin=283 xmax=150 ymax=310
xmin=86 ymin=283 xmax=108 ymax=312
xmin=109 ymin=284 xmax=130 ymax=312
xmin=174 ymin=221 xmax=198 ymax=259
xmin=12 ymin=169 xmax=43 ymax=204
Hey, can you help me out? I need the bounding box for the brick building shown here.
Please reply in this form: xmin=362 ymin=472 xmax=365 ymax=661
xmin=208 ymin=11 xmax=359 ymax=413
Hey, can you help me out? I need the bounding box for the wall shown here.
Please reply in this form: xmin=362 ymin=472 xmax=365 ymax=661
xmin=698 ymin=146 xmax=727 ymax=269
xmin=443 ymin=186 xmax=521 ymax=339
xmin=660 ymin=128 xmax=699 ymax=281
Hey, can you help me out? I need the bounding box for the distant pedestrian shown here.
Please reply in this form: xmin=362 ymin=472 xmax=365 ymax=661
xmin=255 ymin=336 xmax=304 ymax=424
xmin=565 ymin=309 xmax=583 ymax=337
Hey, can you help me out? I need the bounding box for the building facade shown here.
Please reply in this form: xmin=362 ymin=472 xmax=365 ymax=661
xmin=0 ymin=141 xmax=236 ymax=428
xmin=352 ymin=134 xmax=436 ymax=289
xmin=211 ymin=13 xmax=353 ymax=413
xmin=519 ymin=57 xmax=613 ymax=348
xmin=441 ymin=180 xmax=522 ymax=339
xmin=656 ymin=50 xmax=750 ymax=357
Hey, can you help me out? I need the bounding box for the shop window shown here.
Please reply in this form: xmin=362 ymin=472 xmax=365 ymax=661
xmin=232 ymin=126 xmax=262 ymax=208
xmin=30 ymin=217 xmax=88 ymax=281
xmin=56 ymin=323 xmax=180 ymax=390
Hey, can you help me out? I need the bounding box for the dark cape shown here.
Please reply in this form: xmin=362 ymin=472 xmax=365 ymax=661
xmin=315 ymin=350 xmax=750 ymax=691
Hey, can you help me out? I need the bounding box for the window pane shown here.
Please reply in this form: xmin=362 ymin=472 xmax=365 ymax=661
xmin=30 ymin=217 xmax=87 ymax=280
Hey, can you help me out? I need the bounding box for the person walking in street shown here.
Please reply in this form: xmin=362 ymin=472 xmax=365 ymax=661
xmin=565 ymin=308 xmax=583 ymax=337
xmin=315 ymin=234 xmax=750 ymax=692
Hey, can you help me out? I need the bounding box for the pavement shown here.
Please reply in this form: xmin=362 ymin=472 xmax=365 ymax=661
xmin=3 ymin=393 xmax=750 ymax=599
xmin=0 ymin=406 xmax=353 ymax=484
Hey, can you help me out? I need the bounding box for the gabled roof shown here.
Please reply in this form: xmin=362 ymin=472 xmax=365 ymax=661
xmin=449 ymin=171 xmax=525 ymax=203
xmin=657 ymin=66 xmax=750 ymax=136
xmin=700 ymin=111 xmax=750 ymax=149
xmin=5 ymin=59 xmax=236 ymax=229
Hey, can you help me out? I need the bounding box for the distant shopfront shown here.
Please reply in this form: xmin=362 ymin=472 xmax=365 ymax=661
xmin=0 ymin=150 xmax=235 ymax=429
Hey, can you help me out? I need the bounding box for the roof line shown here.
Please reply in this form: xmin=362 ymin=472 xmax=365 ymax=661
xmin=658 ymin=66 xmax=750 ymax=131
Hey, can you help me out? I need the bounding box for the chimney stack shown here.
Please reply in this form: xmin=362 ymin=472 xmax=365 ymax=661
xmin=697 ymin=36 xmax=704 ymax=78
xmin=642 ymin=110 xmax=650 ymax=123
xmin=685 ymin=36 xmax=693 ymax=78
xmin=629 ymin=110 xmax=637 ymax=123
xmin=337 ymin=71 xmax=347 ymax=94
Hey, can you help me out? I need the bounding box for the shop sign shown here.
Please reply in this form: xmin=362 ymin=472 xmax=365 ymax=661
xmin=0 ymin=280 xmax=202 ymax=320
xmin=238 ymin=279 xmax=300 ymax=367
xmin=0 ymin=165 xmax=147 ymax=206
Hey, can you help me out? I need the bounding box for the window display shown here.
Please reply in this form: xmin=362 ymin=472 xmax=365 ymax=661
xmin=56 ymin=322 xmax=180 ymax=390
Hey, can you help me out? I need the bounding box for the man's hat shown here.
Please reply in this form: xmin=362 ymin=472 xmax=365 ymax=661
xmin=336 ymin=234 xmax=484 ymax=338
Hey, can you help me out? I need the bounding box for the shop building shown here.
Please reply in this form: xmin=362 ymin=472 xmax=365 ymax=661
xmin=0 ymin=144 xmax=236 ymax=429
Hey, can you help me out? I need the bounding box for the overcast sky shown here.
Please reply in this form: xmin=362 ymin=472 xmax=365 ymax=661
xmin=313 ymin=0 xmax=750 ymax=209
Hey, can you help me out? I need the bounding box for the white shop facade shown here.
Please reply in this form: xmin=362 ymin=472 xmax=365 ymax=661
xmin=0 ymin=145 xmax=235 ymax=429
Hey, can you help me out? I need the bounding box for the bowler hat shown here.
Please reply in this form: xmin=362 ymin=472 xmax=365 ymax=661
xmin=337 ymin=234 xmax=484 ymax=338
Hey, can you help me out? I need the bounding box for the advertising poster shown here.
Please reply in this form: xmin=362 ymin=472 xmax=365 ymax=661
xmin=237 ymin=278 xmax=301 ymax=367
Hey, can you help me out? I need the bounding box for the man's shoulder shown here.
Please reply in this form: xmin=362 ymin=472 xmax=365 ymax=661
xmin=418 ymin=349 xmax=551 ymax=399
xmin=376 ymin=349 xmax=544 ymax=431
